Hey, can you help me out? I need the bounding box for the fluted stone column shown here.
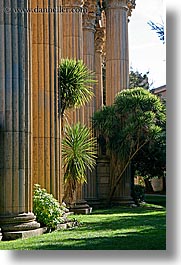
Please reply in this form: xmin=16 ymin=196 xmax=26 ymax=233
xmin=0 ymin=0 xmax=40 ymax=239
xmin=61 ymin=0 xmax=84 ymax=124
xmin=31 ymin=0 xmax=63 ymax=202
xmin=81 ymin=0 xmax=97 ymax=204
xmin=82 ymin=0 xmax=96 ymax=127
xmin=62 ymin=0 xmax=83 ymax=59
xmin=105 ymin=0 xmax=129 ymax=105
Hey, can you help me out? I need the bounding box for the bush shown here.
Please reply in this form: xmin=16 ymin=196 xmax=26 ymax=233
xmin=33 ymin=184 xmax=68 ymax=229
xmin=132 ymin=185 xmax=145 ymax=205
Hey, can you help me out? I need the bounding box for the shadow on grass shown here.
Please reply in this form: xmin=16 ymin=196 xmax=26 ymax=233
xmin=0 ymin=205 xmax=166 ymax=250
xmin=23 ymin=206 xmax=166 ymax=250
xmin=27 ymin=228 xmax=166 ymax=250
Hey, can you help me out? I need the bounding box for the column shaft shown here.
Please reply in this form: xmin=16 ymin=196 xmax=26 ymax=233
xmin=82 ymin=0 xmax=97 ymax=127
xmin=105 ymin=0 xmax=129 ymax=105
xmin=31 ymin=0 xmax=62 ymax=202
xmin=81 ymin=0 xmax=97 ymax=202
xmin=0 ymin=0 xmax=31 ymax=215
xmin=0 ymin=0 xmax=40 ymax=238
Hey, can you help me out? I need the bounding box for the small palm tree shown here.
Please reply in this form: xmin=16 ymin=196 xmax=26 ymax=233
xmin=58 ymin=58 xmax=96 ymax=121
xmin=62 ymin=123 xmax=97 ymax=204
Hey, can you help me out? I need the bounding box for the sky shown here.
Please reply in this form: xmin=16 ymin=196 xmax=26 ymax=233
xmin=128 ymin=0 xmax=166 ymax=89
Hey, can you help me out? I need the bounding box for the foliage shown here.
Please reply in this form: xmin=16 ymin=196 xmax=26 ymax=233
xmin=132 ymin=185 xmax=145 ymax=205
xmin=62 ymin=123 xmax=97 ymax=203
xmin=58 ymin=58 xmax=96 ymax=117
xmin=147 ymin=20 xmax=165 ymax=44
xmin=93 ymin=87 xmax=166 ymax=201
xmin=129 ymin=69 xmax=150 ymax=90
xmin=33 ymin=184 xmax=68 ymax=229
xmin=132 ymin=128 xmax=166 ymax=179
xmin=129 ymin=69 xmax=166 ymax=180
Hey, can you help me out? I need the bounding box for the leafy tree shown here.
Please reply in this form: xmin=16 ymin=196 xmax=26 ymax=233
xmin=62 ymin=123 xmax=97 ymax=204
xmin=147 ymin=20 xmax=165 ymax=44
xmin=92 ymin=88 xmax=166 ymax=201
xmin=132 ymin=122 xmax=166 ymax=192
xmin=132 ymin=127 xmax=166 ymax=179
xmin=129 ymin=69 xmax=166 ymax=188
xmin=58 ymin=59 xmax=96 ymax=125
xmin=129 ymin=69 xmax=151 ymax=90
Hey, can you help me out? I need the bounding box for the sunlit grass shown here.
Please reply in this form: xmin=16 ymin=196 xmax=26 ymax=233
xmin=0 ymin=202 xmax=166 ymax=250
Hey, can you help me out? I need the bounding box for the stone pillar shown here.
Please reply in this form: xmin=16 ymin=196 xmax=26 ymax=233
xmin=61 ymin=0 xmax=84 ymax=124
xmin=105 ymin=0 xmax=129 ymax=105
xmin=77 ymin=0 xmax=97 ymax=209
xmin=0 ymin=0 xmax=40 ymax=240
xmin=62 ymin=0 xmax=83 ymax=60
xmin=31 ymin=0 xmax=62 ymax=202
xmin=82 ymin=0 xmax=96 ymax=127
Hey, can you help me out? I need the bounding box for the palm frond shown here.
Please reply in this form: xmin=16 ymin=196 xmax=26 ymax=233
xmin=58 ymin=59 xmax=96 ymax=116
xmin=62 ymin=123 xmax=97 ymax=202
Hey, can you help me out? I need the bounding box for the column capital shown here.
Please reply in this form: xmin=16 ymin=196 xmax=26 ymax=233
xmin=127 ymin=0 xmax=136 ymax=17
xmin=62 ymin=0 xmax=84 ymax=7
xmin=82 ymin=0 xmax=97 ymax=31
xmin=95 ymin=26 xmax=105 ymax=53
xmin=104 ymin=0 xmax=128 ymax=9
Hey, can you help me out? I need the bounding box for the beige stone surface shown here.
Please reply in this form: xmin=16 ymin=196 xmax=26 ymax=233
xmin=0 ymin=0 xmax=41 ymax=238
xmin=105 ymin=0 xmax=129 ymax=105
xmin=31 ymin=0 xmax=62 ymax=202
xmin=0 ymin=0 xmax=32 ymax=215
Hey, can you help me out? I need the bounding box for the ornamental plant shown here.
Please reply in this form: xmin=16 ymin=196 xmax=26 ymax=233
xmin=62 ymin=123 xmax=97 ymax=204
xmin=33 ymin=184 xmax=68 ymax=230
xmin=58 ymin=59 xmax=96 ymax=124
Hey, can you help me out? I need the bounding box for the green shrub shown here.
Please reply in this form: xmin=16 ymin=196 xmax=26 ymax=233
xmin=132 ymin=185 xmax=145 ymax=205
xmin=33 ymin=184 xmax=68 ymax=229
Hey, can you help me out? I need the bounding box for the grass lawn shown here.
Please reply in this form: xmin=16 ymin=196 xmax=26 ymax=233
xmin=145 ymin=194 xmax=166 ymax=207
xmin=0 ymin=202 xmax=166 ymax=250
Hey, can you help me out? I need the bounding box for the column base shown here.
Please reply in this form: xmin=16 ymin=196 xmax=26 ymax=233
xmin=111 ymin=196 xmax=135 ymax=206
xmin=70 ymin=200 xmax=92 ymax=214
xmin=0 ymin=212 xmax=42 ymax=241
xmin=2 ymin=227 xmax=46 ymax=241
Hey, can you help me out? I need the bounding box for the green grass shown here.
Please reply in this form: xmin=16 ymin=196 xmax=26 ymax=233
xmin=0 ymin=203 xmax=166 ymax=250
xmin=145 ymin=194 xmax=166 ymax=207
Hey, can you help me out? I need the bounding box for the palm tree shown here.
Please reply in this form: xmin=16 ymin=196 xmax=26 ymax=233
xmin=62 ymin=123 xmax=97 ymax=204
xmin=58 ymin=58 xmax=96 ymax=126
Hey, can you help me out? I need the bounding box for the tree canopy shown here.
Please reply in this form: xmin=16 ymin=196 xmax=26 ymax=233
xmin=129 ymin=69 xmax=150 ymax=90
